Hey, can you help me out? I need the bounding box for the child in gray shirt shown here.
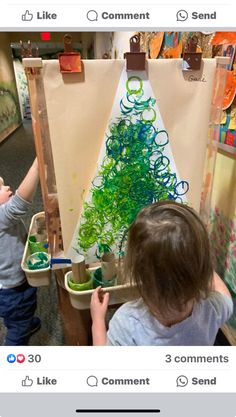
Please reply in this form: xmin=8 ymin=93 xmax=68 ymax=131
xmin=90 ymin=201 xmax=233 ymax=346
xmin=0 ymin=158 xmax=40 ymax=345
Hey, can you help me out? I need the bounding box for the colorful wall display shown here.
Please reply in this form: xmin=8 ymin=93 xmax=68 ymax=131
xmin=220 ymin=101 xmax=236 ymax=148
xmin=210 ymin=152 xmax=236 ymax=329
xmin=141 ymin=32 xmax=214 ymax=60
xmin=210 ymin=33 xmax=236 ymax=149
xmin=210 ymin=208 xmax=236 ymax=294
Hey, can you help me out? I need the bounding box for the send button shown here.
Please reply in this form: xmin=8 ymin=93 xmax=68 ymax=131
xmin=192 ymin=377 xmax=217 ymax=385
xmin=192 ymin=11 xmax=216 ymax=19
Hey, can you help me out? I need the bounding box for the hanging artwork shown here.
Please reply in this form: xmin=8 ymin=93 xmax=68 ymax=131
xmin=209 ymin=151 xmax=236 ymax=330
xmin=210 ymin=207 xmax=236 ymax=296
xmin=71 ymin=69 xmax=189 ymax=263
xmin=0 ymin=34 xmax=21 ymax=143
xmin=220 ymin=101 xmax=236 ymax=148
xmin=13 ymin=59 xmax=31 ymax=120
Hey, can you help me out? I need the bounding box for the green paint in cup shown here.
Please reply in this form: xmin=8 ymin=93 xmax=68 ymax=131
xmin=28 ymin=235 xmax=47 ymax=254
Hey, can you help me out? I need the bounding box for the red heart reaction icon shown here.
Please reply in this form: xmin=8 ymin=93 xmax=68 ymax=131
xmin=17 ymin=354 xmax=25 ymax=364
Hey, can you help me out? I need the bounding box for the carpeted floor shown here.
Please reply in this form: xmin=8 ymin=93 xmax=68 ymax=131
xmin=0 ymin=121 xmax=65 ymax=345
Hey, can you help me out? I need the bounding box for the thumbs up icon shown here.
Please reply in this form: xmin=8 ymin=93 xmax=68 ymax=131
xmin=22 ymin=10 xmax=33 ymax=21
xmin=22 ymin=376 xmax=33 ymax=387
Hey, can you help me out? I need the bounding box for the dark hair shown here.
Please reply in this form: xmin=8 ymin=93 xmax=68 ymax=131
xmin=124 ymin=201 xmax=213 ymax=315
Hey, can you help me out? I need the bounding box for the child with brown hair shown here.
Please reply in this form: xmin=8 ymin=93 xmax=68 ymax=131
xmin=90 ymin=201 xmax=233 ymax=345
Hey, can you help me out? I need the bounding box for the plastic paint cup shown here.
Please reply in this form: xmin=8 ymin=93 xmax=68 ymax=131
xmin=28 ymin=235 xmax=47 ymax=254
xmin=92 ymin=267 xmax=103 ymax=288
xmin=93 ymin=267 xmax=117 ymax=288
xmin=68 ymin=273 xmax=93 ymax=292
xmin=26 ymin=252 xmax=50 ymax=270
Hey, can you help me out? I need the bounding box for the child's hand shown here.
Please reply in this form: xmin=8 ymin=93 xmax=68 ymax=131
xmin=90 ymin=286 xmax=110 ymax=323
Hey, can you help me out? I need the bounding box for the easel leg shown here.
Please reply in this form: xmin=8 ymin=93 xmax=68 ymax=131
xmin=55 ymin=270 xmax=92 ymax=346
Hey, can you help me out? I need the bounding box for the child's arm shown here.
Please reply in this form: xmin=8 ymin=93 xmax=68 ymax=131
xmin=211 ymin=272 xmax=232 ymax=299
xmin=0 ymin=158 xmax=39 ymax=227
xmin=17 ymin=158 xmax=39 ymax=202
xmin=90 ymin=287 xmax=110 ymax=346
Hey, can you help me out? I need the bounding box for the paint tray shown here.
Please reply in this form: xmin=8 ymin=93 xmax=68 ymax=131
xmin=21 ymin=212 xmax=51 ymax=287
xmin=65 ymin=268 xmax=138 ymax=310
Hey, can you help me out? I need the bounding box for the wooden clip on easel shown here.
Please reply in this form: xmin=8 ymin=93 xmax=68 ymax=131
xmin=21 ymin=41 xmax=42 ymax=74
xmin=124 ymin=34 xmax=146 ymax=71
xmin=20 ymin=40 xmax=39 ymax=58
xmin=58 ymin=34 xmax=82 ymax=73
xmin=182 ymin=35 xmax=202 ymax=71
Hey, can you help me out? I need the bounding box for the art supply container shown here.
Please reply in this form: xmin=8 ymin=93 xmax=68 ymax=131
xmin=26 ymin=252 xmax=50 ymax=270
xmin=65 ymin=268 xmax=138 ymax=310
xmin=93 ymin=267 xmax=117 ymax=288
xmin=68 ymin=270 xmax=93 ymax=291
xmin=21 ymin=212 xmax=51 ymax=287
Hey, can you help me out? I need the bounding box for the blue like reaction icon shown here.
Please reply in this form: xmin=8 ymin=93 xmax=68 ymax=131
xmin=7 ymin=354 xmax=16 ymax=363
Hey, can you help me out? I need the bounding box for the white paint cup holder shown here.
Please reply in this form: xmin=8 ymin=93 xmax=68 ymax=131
xmin=64 ymin=267 xmax=138 ymax=310
xmin=21 ymin=212 xmax=51 ymax=287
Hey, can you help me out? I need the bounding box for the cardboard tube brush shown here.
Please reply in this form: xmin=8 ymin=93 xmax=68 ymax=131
xmin=101 ymin=252 xmax=117 ymax=281
xmin=71 ymin=253 xmax=88 ymax=283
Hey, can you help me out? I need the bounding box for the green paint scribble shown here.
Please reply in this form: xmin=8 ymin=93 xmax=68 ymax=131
xmin=77 ymin=76 xmax=189 ymax=257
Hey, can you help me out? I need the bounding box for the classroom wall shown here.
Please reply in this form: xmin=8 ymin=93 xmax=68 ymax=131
xmin=0 ymin=32 xmax=21 ymax=143
xmin=94 ymin=32 xmax=134 ymax=59
xmin=111 ymin=32 xmax=134 ymax=58
xmin=94 ymin=32 xmax=113 ymax=58
xmin=8 ymin=32 xmax=95 ymax=59
xmin=8 ymin=32 xmax=92 ymax=43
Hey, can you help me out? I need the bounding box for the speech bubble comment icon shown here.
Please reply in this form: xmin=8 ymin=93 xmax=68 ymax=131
xmin=87 ymin=375 xmax=98 ymax=387
xmin=87 ymin=10 xmax=98 ymax=21
xmin=176 ymin=375 xmax=188 ymax=387
xmin=176 ymin=10 xmax=188 ymax=21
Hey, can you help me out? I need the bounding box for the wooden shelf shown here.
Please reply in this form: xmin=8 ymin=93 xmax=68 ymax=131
xmin=221 ymin=323 xmax=236 ymax=346
xmin=217 ymin=142 xmax=236 ymax=158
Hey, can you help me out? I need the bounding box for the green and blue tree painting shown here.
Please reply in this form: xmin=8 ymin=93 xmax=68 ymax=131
xmin=75 ymin=71 xmax=189 ymax=262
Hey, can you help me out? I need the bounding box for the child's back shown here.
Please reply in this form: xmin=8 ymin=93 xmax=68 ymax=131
xmin=106 ymin=290 xmax=232 ymax=345
xmin=0 ymin=160 xmax=41 ymax=345
xmin=91 ymin=201 xmax=233 ymax=346
xmin=0 ymin=191 xmax=31 ymax=289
